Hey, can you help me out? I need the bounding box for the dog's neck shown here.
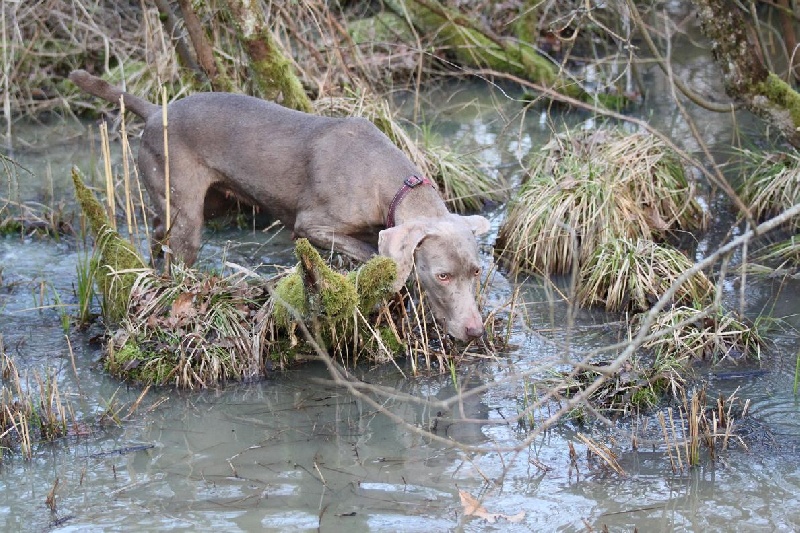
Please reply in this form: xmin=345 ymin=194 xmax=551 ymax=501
xmin=386 ymin=175 xmax=449 ymax=227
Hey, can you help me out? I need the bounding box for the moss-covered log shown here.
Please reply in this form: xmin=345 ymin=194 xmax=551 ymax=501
xmin=224 ymin=0 xmax=313 ymax=112
xmin=696 ymin=0 xmax=800 ymax=148
xmin=71 ymin=167 xmax=147 ymax=322
xmin=273 ymin=239 xmax=396 ymax=345
xmin=386 ymin=0 xmax=583 ymax=98
xmin=273 ymin=239 xmax=359 ymax=331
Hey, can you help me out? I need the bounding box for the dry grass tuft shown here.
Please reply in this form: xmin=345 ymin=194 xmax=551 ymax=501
xmin=0 ymin=352 xmax=71 ymax=459
xmin=496 ymin=128 xmax=705 ymax=276
xmin=637 ymin=305 xmax=764 ymax=365
xmin=658 ymin=386 xmax=749 ymax=471
xmin=735 ymin=149 xmax=800 ymax=277
xmin=107 ymin=264 xmax=273 ymax=388
xmin=737 ymin=149 xmax=800 ymax=231
xmin=749 ymin=236 xmax=800 ymax=276
xmin=578 ymin=238 xmax=714 ymax=312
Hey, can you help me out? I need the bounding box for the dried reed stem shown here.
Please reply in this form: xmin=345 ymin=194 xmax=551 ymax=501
xmin=120 ymin=96 xmax=133 ymax=237
xmin=1 ymin=1 xmax=10 ymax=142
xmin=100 ymin=122 xmax=116 ymax=230
xmin=576 ymin=432 xmax=626 ymax=476
xmin=161 ymin=86 xmax=171 ymax=271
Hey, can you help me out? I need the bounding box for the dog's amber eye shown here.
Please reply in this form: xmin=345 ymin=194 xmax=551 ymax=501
xmin=437 ymin=273 xmax=451 ymax=282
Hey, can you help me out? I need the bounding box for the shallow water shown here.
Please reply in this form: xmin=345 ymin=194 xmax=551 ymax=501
xmin=3 ymin=21 xmax=800 ymax=533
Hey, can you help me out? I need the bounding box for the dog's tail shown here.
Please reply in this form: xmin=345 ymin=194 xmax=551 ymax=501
xmin=69 ymin=69 xmax=160 ymax=119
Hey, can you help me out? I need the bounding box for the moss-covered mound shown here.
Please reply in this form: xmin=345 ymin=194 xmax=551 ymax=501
xmin=106 ymin=239 xmax=401 ymax=387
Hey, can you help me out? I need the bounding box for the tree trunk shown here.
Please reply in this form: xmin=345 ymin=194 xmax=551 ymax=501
xmin=388 ymin=0 xmax=583 ymax=98
xmin=696 ymin=0 xmax=800 ymax=148
xmin=224 ymin=0 xmax=313 ymax=113
xmin=175 ymin=0 xmax=234 ymax=92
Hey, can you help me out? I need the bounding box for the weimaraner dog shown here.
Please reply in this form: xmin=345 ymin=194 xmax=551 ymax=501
xmin=69 ymin=70 xmax=490 ymax=341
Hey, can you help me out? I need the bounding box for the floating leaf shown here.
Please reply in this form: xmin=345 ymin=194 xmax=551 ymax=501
xmin=458 ymin=490 xmax=525 ymax=524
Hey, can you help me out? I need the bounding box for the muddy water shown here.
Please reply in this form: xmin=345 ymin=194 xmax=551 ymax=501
xmin=3 ymin=47 xmax=800 ymax=533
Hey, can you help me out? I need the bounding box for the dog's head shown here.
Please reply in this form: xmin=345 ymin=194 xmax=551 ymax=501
xmin=378 ymin=214 xmax=491 ymax=341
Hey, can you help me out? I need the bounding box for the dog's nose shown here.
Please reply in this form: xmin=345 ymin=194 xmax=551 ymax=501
xmin=465 ymin=324 xmax=485 ymax=340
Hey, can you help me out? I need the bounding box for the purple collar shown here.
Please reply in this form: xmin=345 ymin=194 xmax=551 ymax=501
xmin=385 ymin=175 xmax=434 ymax=228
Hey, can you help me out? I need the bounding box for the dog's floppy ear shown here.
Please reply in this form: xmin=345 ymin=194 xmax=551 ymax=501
xmin=459 ymin=214 xmax=491 ymax=236
xmin=378 ymin=222 xmax=429 ymax=293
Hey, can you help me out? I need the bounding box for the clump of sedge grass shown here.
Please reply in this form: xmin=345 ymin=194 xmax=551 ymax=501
xmin=107 ymin=264 xmax=273 ymax=388
xmin=636 ymin=305 xmax=764 ymax=365
xmin=736 ymin=149 xmax=800 ymax=231
xmin=578 ymin=238 xmax=714 ymax=312
xmin=0 ymin=352 xmax=71 ymax=459
xmin=745 ymin=235 xmax=800 ymax=277
xmin=497 ymin=128 xmax=705 ymax=276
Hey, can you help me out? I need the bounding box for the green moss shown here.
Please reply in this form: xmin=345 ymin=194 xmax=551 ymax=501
xmin=347 ymin=255 xmax=397 ymax=313
xmin=272 ymin=240 xmax=400 ymax=357
xmin=512 ymin=1 xmax=538 ymax=44
xmin=594 ymin=92 xmax=635 ymax=112
xmin=630 ymin=385 xmax=659 ymax=409
xmin=71 ymin=167 xmax=110 ymax=237
xmin=242 ymin=33 xmax=311 ymax=111
xmin=72 ymin=167 xmax=147 ymax=322
xmin=0 ymin=221 xmax=23 ymax=236
xmin=273 ymin=274 xmax=305 ymax=326
xmin=376 ymin=325 xmax=405 ymax=354
xmin=272 ymin=238 xmax=358 ymax=330
xmin=761 ymin=73 xmax=800 ymax=128
xmin=107 ymin=337 xmax=174 ymax=385
xmin=296 ymin=238 xmax=358 ymax=321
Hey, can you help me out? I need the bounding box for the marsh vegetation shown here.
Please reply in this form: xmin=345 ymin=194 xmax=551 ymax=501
xmin=1 ymin=1 xmax=799 ymax=530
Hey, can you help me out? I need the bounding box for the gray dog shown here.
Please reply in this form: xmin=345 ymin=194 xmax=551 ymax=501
xmin=69 ymin=70 xmax=490 ymax=341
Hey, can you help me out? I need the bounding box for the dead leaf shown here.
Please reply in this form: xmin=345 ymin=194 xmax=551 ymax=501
xmin=458 ymin=489 xmax=526 ymax=524
xmin=459 ymin=490 xmax=486 ymax=518
xmin=559 ymin=177 xmax=578 ymax=190
xmin=644 ymin=205 xmax=669 ymax=231
xmin=169 ymin=292 xmax=196 ymax=320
